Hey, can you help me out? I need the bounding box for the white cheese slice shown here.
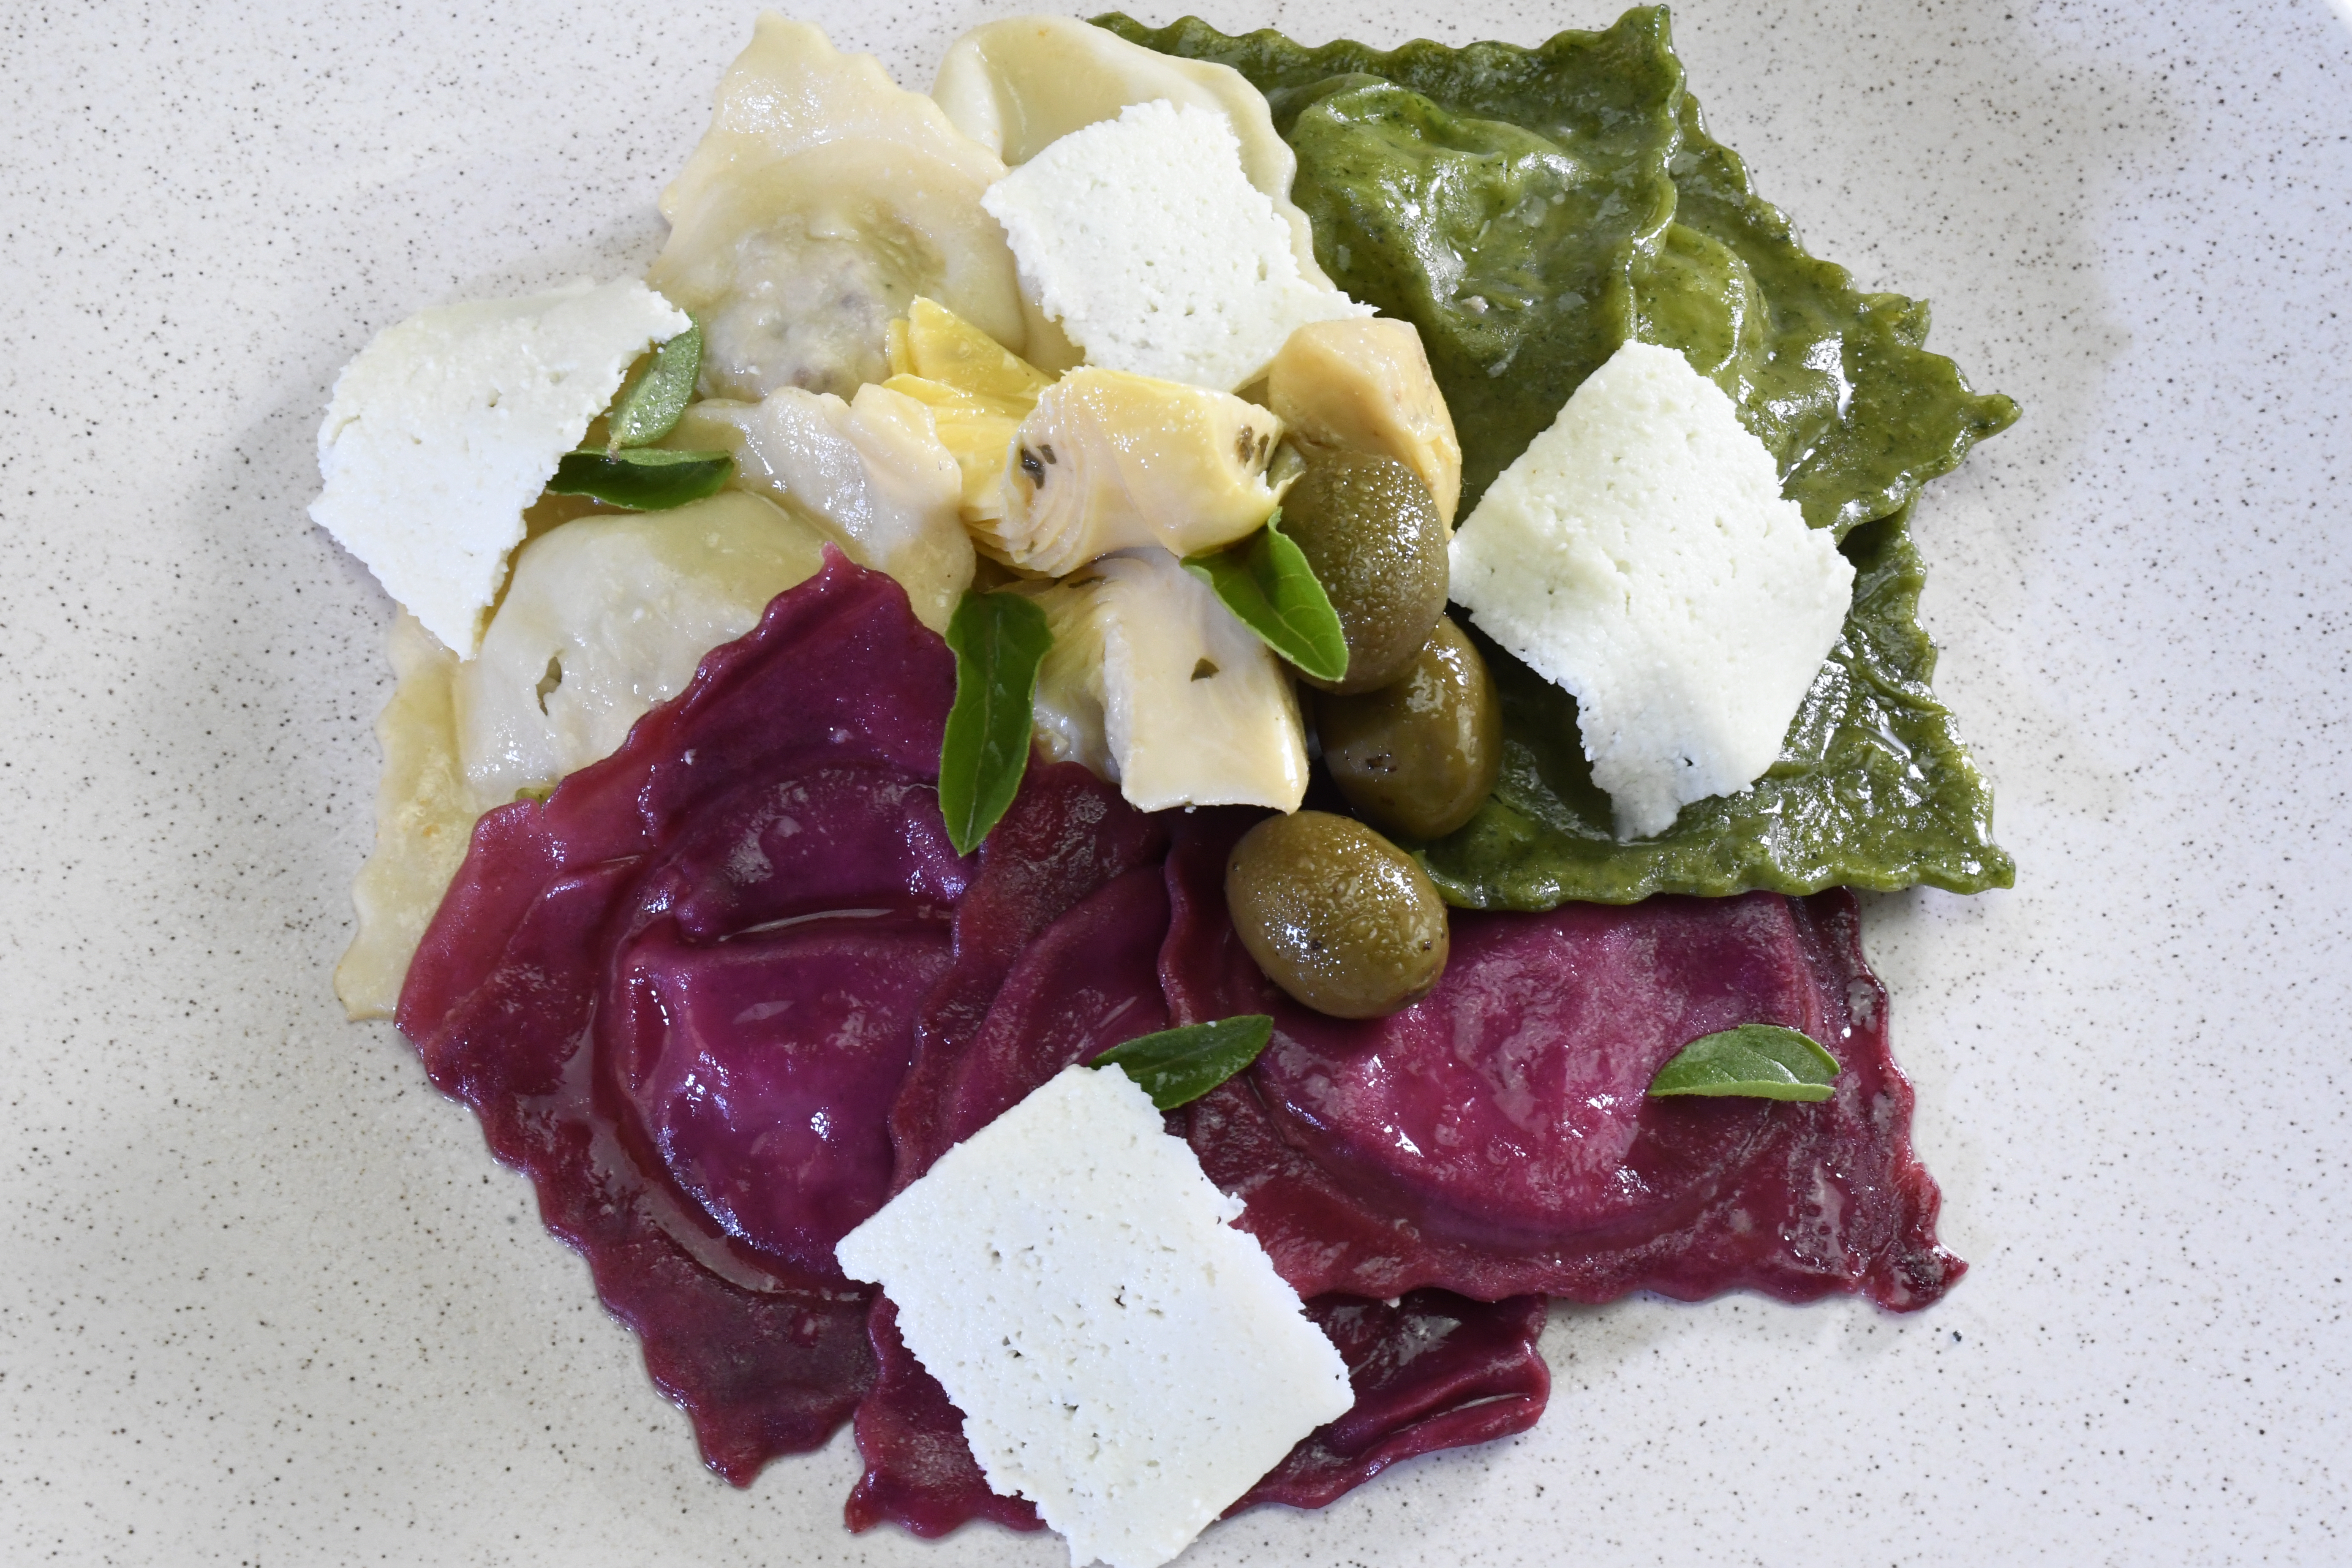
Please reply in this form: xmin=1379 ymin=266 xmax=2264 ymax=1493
xmin=835 ymin=1064 xmax=1353 ymax=1568
xmin=981 ymin=99 xmax=1371 ymax=392
xmin=1448 ymin=340 xmax=1856 ymax=839
xmin=308 ymin=278 xmax=691 ymax=656
xmin=931 ymin=15 xmax=1334 ymax=292
xmin=1020 ymin=550 xmax=1308 ymax=815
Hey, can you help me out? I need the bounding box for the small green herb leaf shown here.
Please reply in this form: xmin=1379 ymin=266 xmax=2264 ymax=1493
xmin=1182 ymin=509 xmax=1348 ymax=683
xmin=547 ymin=447 xmax=732 ymax=511
xmin=1091 ymin=1015 xmax=1274 ymax=1110
xmin=939 ymin=591 xmax=1053 ymax=856
xmin=1648 ymin=1024 xmax=1840 ymax=1102
xmin=607 ymin=319 xmax=703 ymax=449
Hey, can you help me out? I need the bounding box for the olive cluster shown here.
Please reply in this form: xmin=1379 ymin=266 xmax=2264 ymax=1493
xmin=1226 ymin=452 xmax=1503 ymax=1019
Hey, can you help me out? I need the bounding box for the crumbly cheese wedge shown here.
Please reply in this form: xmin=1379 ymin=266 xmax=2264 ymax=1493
xmin=309 ymin=278 xmax=689 ymax=656
xmin=835 ymin=1064 xmax=1353 ymax=1568
xmin=981 ymin=99 xmax=1371 ymax=392
xmin=932 ymin=15 xmax=1333 ymax=291
xmin=1448 ymin=340 xmax=1856 ymax=839
xmin=1018 ymin=550 xmax=1308 ymax=814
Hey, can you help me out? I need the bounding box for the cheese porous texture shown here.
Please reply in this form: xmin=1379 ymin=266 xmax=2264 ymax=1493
xmin=981 ymin=98 xmax=1371 ymax=392
xmin=834 ymin=1064 xmax=1352 ymax=1568
xmin=931 ymin=14 xmax=1335 ymax=291
xmin=309 ymin=278 xmax=691 ymax=656
xmin=1448 ymin=340 xmax=1857 ymax=839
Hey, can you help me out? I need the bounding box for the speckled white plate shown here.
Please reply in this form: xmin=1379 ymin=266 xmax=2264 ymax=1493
xmin=7 ymin=1 xmax=2350 ymax=1562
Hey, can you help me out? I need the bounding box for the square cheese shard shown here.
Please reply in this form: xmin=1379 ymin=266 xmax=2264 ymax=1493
xmin=1448 ymin=340 xmax=1857 ymax=839
xmin=835 ymin=1063 xmax=1351 ymax=1568
xmin=308 ymin=278 xmax=690 ymax=656
xmin=981 ymin=99 xmax=1371 ymax=392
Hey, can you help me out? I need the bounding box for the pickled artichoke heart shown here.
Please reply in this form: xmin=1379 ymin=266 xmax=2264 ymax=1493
xmin=1016 ymin=550 xmax=1308 ymax=813
xmin=882 ymin=297 xmax=1050 ymax=522
xmin=884 ymin=377 xmax=1027 ymax=522
xmin=449 ymin=493 xmax=831 ymax=806
xmin=335 ymin=610 xmax=471 ymax=1021
xmin=647 ymin=17 xmax=1045 ymax=402
xmin=931 ymin=14 xmax=1334 ymax=291
xmin=1268 ymin=318 xmax=1464 ymax=527
xmin=1020 ymin=579 xmax=1114 ymax=779
xmin=888 ymin=295 xmax=1054 ymax=402
xmin=670 ymin=384 xmax=973 ymax=633
xmin=982 ymin=369 xmax=1288 ymax=577
xmin=877 ymin=301 xmax=1286 ymax=569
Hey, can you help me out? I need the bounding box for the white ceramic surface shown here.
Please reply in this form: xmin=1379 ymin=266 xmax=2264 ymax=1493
xmin=5 ymin=1 xmax=2348 ymax=1562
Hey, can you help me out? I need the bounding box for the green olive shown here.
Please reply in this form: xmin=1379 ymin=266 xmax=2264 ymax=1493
xmin=1317 ymin=616 xmax=1503 ymax=841
xmin=1279 ymin=450 xmax=1448 ymax=695
xmin=1225 ymin=811 xmax=1450 ymax=1019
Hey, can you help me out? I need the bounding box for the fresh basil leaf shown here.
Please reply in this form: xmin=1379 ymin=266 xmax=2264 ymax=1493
xmin=606 ymin=318 xmax=704 ymax=449
xmin=939 ymin=591 xmax=1053 ymax=856
xmin=547 ymin=447 xmax=731 ymax=511
xmin=1648 ymin=1024 xmax=1839 ymax=1102
xmin=1091 ymin=1015 xmax=1275 ymax=1110
xmin=1182 ymin=510 xmax=1348 ymax=683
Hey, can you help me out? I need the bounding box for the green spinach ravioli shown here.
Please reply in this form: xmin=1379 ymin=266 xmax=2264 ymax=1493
xmin=1099 ymin=6 xmax=2017 ymax=906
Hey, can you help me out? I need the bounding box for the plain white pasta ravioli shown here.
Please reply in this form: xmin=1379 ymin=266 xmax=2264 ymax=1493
xmin=334 ymin=610 xmax=471 ymax=1021
xmin=335 ymin=494 xmax=832 ymax=1018
xmin=648 ymin=17 xmax=1056 ymax=400
xmin=449 ymin=492 xmax=831 ymax=806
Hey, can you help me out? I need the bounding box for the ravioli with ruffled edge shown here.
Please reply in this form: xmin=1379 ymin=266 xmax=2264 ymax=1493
xmin=1099 ymin=7 xmax=2019 ymax=906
